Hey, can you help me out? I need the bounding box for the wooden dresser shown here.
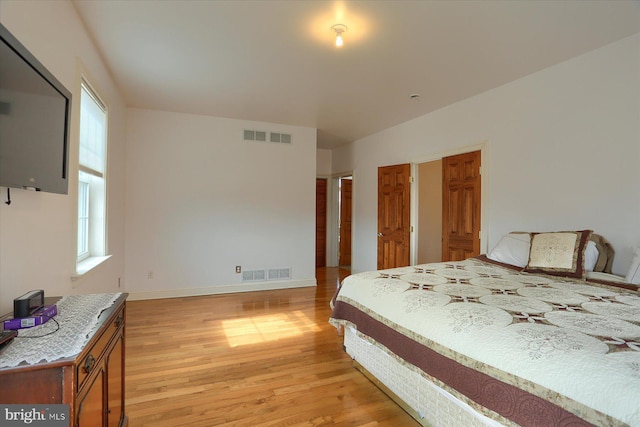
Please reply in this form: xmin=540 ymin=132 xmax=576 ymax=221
xmin=0 ymin=293 xmax=128 ymax=427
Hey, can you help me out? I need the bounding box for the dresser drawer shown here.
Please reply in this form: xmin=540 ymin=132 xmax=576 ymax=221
xmin=77 ymin=306 xmax=124 ymax=391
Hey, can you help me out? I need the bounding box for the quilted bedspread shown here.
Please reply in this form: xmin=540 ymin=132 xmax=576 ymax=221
xmin=330 ymin=258 xmax=640 ymax=426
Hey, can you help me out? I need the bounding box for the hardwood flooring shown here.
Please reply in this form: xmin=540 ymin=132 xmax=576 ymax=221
xmin=125 ymin=268 xmax=420 ymax=427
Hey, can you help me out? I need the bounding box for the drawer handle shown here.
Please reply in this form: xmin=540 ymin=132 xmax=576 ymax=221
xmin=115 ymin=315 xmax=124 ymax=328
xmin=83 ymin=354 xmax=96 ymax=373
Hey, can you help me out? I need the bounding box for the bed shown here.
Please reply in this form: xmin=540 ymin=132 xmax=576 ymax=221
xmin=330 ymin=230 xmax=640 ymax=427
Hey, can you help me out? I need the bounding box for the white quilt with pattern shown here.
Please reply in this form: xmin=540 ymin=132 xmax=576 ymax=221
xmin=331 ymin=258 xmax=640 ymax=426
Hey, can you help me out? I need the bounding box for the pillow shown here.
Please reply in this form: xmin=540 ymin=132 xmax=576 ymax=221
xmin=487 ymin=232 xmax=531 ymax=268
xmin=584 ymin=240 xmax=599 ymax=272
xmin=586 ymin=271 xmax=626 ymax=283
xmin=590 ymin=233 xmax=615 ymax=273
xmin=625 ymin=247 xmax=640 ymax=285
xmin=524 ymin=230 xmax=593 ymax=279
xmin=586 ymin=271 xmax=638 ymax=292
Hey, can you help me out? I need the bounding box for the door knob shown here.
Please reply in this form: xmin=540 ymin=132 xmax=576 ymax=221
xmin=377 ymin=232 xmax=383 ymax=237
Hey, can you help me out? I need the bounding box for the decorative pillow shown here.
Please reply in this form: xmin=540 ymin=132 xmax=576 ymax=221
xmin=590 ymin=233 xmax=615 ymax=273
xmin=524 ymin=230 xmax=593 ymax=279
xmin=487 ymin=232 xmax=531 ymax=268
xmin=584 ymin=240 xmax=599 ymax=272
xmin=625 ymin=247 xmax=640 ymax=285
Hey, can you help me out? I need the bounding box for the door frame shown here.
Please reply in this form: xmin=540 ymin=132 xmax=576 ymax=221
xmin=409 ymin=142 xmax=488 ymax=265
xmin=327 ymin=171 xmax=354 ymax=267
xmin=316 ymin=178 xmax=328 ymax=268
xmin=338 ymin=177 xmax=353 ymax=267
xmin=316 ymin=174 xmax=332 ymax=268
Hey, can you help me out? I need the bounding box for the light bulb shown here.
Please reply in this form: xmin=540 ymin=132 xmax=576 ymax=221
xmin=331 ymin=24 xmax=347 ymax=48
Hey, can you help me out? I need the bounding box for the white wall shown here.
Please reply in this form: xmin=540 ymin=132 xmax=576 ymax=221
xmin=316 ymin=149 xmax=332 ymax=177
xmin=336 ymin=34 xmax=640 ymax=276
xmin=125 ymin=109 xmax=317 ymax=298
xmin=0 ymin=1 xmax=127 ymax=314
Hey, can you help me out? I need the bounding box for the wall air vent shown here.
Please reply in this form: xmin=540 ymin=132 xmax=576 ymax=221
xmin=270 ymin=132 xmax=292 ymax=144
xmin=242 ymin=268 xmax=291 ymax=282
xmin=244 ymin=130 xmax=291 ymax=144
xmin=268 ymin=268 xmax=291 ymax=280
xmin=242 ymin=269 xmax=266 ymax=282
xmin=243 ymin=130 xmax=267 ymax=141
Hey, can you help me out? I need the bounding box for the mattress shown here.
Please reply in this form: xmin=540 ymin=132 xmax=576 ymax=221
xmin=330 ymin=258 xmax=640 ymax=426
xmin=344 ymin=325 xmax=507 ymax=427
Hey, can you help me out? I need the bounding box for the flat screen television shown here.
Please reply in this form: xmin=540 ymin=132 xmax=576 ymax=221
xmin=0 ymin=23 xmax=71 ymax=195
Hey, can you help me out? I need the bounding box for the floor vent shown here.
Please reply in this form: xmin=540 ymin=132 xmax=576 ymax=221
xmin=244 ymin=130 xmax=291 ymax=144
xmin=242 ymin=268 xmax=291 ymax=282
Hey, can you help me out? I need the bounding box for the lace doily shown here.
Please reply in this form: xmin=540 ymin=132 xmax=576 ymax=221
xmin=0 ymin=293 xmax=122 ymax=368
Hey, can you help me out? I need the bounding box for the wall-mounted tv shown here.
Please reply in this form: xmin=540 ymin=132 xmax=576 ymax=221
xmin=0 ymin=23 xmax=71 ymax=195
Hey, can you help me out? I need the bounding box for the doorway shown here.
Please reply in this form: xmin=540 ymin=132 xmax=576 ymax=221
xmin=321 ymin=174 xmax=353 ymax=269
xmin=412 ymin=145 xmax=486 ymax=264
xmin=316 ymin=178 xmax=327 ymax=268
xmin=416 ymin=160 xmax=442 ymax=264
xmin=338 ymin=176 xmax=352 ymax=268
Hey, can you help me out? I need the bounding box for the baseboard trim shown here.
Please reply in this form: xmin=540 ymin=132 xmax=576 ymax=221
xmin=126 ymin=278 xmax=317 ymax=301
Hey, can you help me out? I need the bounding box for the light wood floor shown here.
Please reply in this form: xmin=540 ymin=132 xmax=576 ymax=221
xmin=125 ymin=268 xmax=420 ymax=426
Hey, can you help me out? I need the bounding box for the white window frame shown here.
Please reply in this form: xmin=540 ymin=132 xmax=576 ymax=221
xmin=77 ymin=178 xmax=90 ymax=261
xmin=75 ymin=78 xmax=109 ymax=276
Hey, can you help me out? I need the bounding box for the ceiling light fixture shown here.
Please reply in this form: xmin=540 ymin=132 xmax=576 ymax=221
xmin=331 ymin=24 xmax=347 ymax=47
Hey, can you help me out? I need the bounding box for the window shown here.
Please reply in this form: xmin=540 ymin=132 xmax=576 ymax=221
xmin=77 ymin=180 xmax=89 ymax=257
xmin=77 ymin=81 xmax=107 ymax=270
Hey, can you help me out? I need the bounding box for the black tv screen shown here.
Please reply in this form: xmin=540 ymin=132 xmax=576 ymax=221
xmin=0 ymin=23 xmax=71 ymax=195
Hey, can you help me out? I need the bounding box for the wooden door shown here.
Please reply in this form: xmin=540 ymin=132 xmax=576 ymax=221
xmin=442 ymin=151 xmax=481 ymax=261
xmin=378 ymin=164 xmax=411 ymax=270
xmin=315 ymin=178 xmax=327 ymax=268
xmin=339 ymin=178 xmax=352 ymax=266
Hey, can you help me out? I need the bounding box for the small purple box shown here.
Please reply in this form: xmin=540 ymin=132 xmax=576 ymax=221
xmin=3 ymin=304 xmax=57 ymax=330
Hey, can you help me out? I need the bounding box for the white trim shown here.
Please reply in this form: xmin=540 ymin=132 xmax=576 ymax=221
xmin=410 ymin=162 xmax=419 ymax=266
xmin=126 ymin=278 xmax=317 ymax=301
xmin=79 ymin=164 xmax=104 ymax=178
xmin=411 ymin=142 xmax=486 ymax=165
xmin=72 ymin=255 xmax=112 ymax=284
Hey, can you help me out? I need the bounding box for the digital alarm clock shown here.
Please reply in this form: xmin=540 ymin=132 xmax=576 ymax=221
xmin=13 ymin=289 xmax=45 ymax=318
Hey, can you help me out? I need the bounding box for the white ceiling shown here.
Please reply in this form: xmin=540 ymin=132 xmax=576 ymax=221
xmin=72 ymin=0 xmax=640 ymax=149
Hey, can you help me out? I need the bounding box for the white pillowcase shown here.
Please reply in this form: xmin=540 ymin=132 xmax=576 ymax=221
xmin=586 ymin=271 xmax=626 ymax=283
xmin=625 ymin=247 xmax=640 ymax=285
xmin=583 ymin=240 xmax=599 ymax=273
xmin=487 ymin=233 xmax=531 ymax=267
